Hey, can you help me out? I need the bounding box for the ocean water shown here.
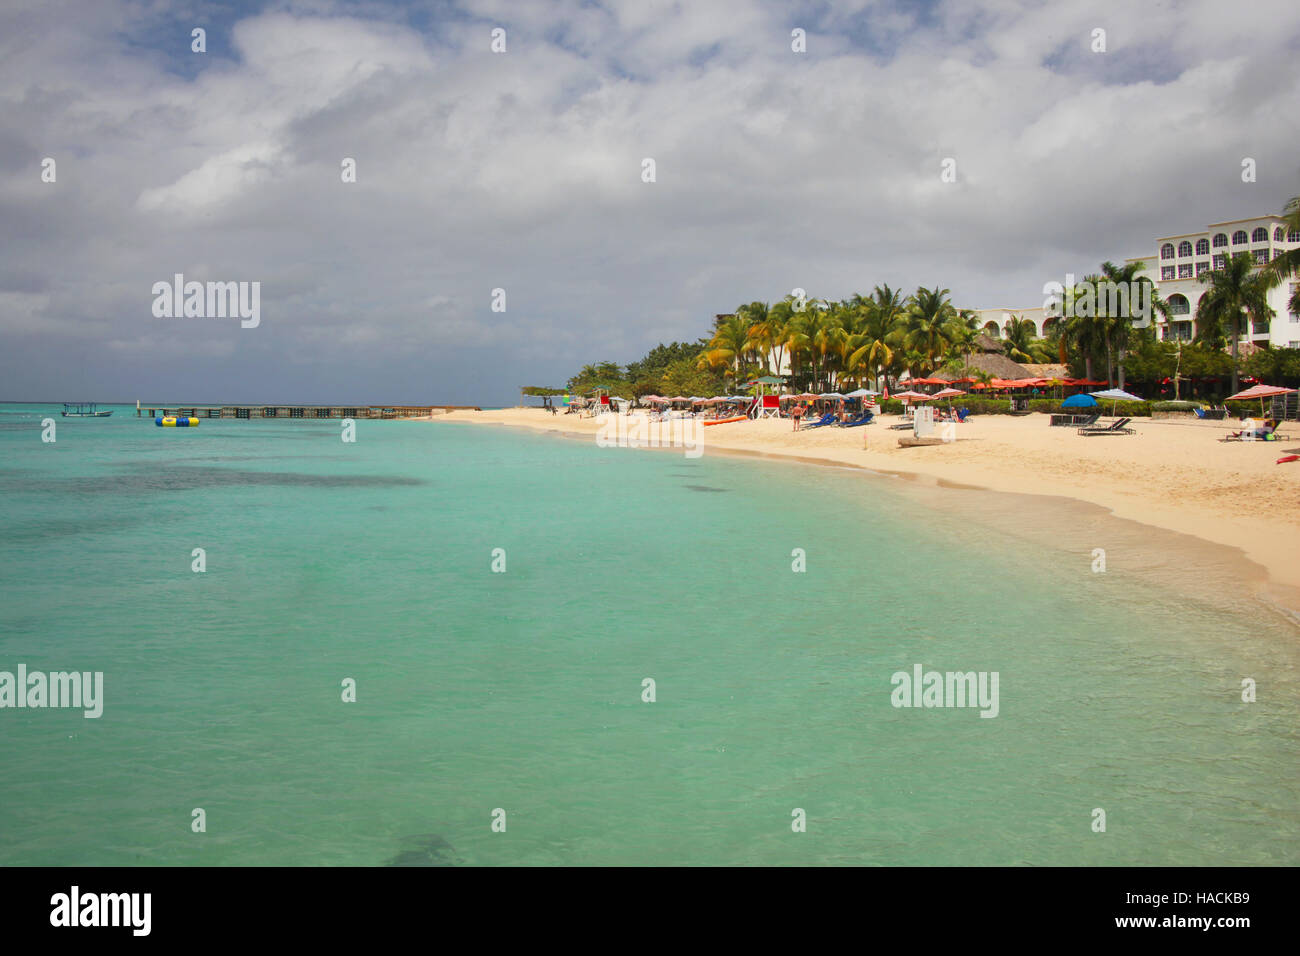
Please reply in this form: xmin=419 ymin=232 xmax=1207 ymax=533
xmin=0 ymin=403 xmax=1297 ymax=866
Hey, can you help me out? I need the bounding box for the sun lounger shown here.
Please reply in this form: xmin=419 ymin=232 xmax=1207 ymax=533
xmin=1051 ymin=413 xmax=1100 ymax=427
xmin=1078 ymin=417 xmax=1135 ymax=436
xmin=800 ymin=413 xmax=837 ymax=429
xmin=834 ymin=411 xmax=874 ymax=427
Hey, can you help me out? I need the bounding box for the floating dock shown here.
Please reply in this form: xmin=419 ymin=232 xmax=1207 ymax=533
xmin=137 ymin=404 xmax=479 ymax=420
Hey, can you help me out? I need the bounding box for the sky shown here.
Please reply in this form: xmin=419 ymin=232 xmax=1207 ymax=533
xmin=2 ymin=0 xmax=1298 ymax=406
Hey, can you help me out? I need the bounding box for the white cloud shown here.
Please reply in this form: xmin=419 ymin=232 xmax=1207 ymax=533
xmin=1 ymin=0 xmax=1298 ymax=402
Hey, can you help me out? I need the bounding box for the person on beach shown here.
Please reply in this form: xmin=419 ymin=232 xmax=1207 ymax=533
xmin=792 ymin=402 xmax=804 ymax=431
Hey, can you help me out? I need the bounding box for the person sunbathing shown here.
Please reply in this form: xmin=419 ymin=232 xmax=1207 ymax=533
xmin=1228 ymin=419 xmax=1278 ymax=440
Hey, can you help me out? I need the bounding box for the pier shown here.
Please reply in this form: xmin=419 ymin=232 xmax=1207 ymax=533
xmin=137 ymin=404 xmax=479 ymax=419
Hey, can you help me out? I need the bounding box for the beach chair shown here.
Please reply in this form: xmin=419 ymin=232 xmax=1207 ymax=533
xmin=835 ymin=410 xmax=874 ymax=427
xmin=1078 ymin=417 xmax=1134 ymax=436
xmin=801 ymin=412 xmax=837 ymax=429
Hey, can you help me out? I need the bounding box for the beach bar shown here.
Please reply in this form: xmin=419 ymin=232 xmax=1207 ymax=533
xmin=137 ymin=404 xmax=479 ymax=419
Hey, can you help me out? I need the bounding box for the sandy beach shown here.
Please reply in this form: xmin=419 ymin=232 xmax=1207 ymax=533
xmin=425 ymin=407 xmax=1300 ymax=611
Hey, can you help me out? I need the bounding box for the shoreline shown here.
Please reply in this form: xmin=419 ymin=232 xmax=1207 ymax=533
xmin=421 ymin=408 xmax=1300 ymax=617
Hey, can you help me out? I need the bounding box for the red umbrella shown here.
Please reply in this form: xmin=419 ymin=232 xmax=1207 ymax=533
xmin=1226 ymin=383 xmax=1296 ymax=417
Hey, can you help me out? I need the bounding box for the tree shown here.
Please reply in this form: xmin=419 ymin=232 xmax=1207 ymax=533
xmin=1197 ymin=252 xmax=1274 ymax=394
xmin=904 ymin=286 xmax=957 ymax=372
xmin=697 ymin=313 xmax=752 ymax=386
xmin=1097 ymin=259 xmax=1166 ymax=391
xmin=1263 ymin=192 xmax=1300 ymax=317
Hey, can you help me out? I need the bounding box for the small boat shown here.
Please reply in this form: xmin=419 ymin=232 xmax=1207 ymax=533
xmin=62 ymin=403 xmax=113 ymax=417
xmin=897 ymin=436 xmax=946 ymax=447
xmin=703 ymin=416 xmax=747 ymax=426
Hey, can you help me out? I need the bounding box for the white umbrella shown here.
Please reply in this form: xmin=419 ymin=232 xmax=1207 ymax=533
xmin=1090 ymin=388 xmax=1143 ymax=402
xmin=1090 ymin=387 xmax=1143 ymax=416
xmin=845 ymin=388 xmax=878 ymax=397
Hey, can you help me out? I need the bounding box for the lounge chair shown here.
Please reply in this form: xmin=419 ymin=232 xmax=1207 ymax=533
xmin=1050 ymin=412 xmax=1099 ymax=427
xmin=1078 ymin=417 xmax=1135 ymax=436
xmin=800 ymin=412 xmax=837 ymax=429
xmin=834 ymin=411 xmax=875 ymax=427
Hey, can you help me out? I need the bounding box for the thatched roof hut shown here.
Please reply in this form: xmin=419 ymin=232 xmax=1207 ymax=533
xmin=933 ymin=352 xmax=1036 ymax=381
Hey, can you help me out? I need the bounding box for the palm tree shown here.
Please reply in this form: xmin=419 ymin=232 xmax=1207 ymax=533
xmin=904 ymin=286 xmax=957 ymax=373
xmin=1098 ymin=260 xmax=1166 ymax=391
xmin=1263 ymin=192 xmax=1300 ymax=317
xmin=697 ymin=313 xmax=751 ymax=386
xmin=1002 ymin=316 xmax=1040 ymax=363
xmin=844 ymin=298 xmax=896 ymax=392
xmin=1197 ymin=252 xmax=1274 ymax=394
xmin=943 ymin=310 xmax=981 ymax=375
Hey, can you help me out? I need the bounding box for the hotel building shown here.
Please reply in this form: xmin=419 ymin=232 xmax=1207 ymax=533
xmin=974 ymin=213 xmax=1300 ymax=348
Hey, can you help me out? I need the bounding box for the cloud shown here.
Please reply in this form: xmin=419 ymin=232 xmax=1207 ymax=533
xmin=1 ymin=0 xmax=1298 ymax=403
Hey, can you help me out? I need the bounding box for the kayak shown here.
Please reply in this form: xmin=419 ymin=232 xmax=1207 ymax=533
xmin=703 ymin=416 xmax=747 ymax=426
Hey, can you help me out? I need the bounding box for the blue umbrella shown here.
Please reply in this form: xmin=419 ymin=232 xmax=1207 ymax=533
xmin=1061 ymin=393 xmax=1098 ymax=409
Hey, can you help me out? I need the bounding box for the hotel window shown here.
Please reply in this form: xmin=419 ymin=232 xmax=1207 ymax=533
xmin=1233 ymin=230 xmax=1248 ymax=244
xmin=1177 ymin=240 xmax=1192 ymax=257
xmin=1195 ymin=238 xmax=1210 ymax=255
xmin=1160 ymin=243 xmax=1175 ymax=259
xmin=1253 ymin=249 xmax=1269 ymax=265
xmin=1177 ymin=263 xmax=1193 ymax=278
xmin=1213 ymin=232 xmax=1228 ymax=248
xmin=1168 ymin=295 xmax=1190 ymax=315
xmin=1161 ymin=266 xmax=1175 ymax=280
xmin=1195 ymin=261 xmax=1209 ymax=276
xmin=1276 ymin=227 xmax=1286 ymax=242
xmin=1251 ymin=227 xmax=1268 ymax=242
xmin=1212 ymin=254 xmax=1226 ymax=269
xmin=1293 ymin=284 xmax=1300 ymax=315
xmin=1274 ymin=249 xmax=1287 ymax=260
xmin=1290 ymin=230 xmax=1300 ymax=242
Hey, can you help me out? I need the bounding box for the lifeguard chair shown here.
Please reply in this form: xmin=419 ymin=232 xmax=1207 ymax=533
xmin=754 ymin=395 xmax=781 ymax=419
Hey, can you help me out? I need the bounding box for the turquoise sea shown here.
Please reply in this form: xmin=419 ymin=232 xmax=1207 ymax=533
xmin=0 ymin=403 xmax=1297 ymax=866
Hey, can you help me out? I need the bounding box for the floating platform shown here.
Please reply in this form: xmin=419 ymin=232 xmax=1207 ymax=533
xmin=137 ymin=405 xmax=480 ymax=420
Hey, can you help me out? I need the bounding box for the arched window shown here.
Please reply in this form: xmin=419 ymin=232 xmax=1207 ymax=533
xmin=1161 ymin=243 xmax=1175 ymax=259
xmin=1213 ymin=233 xmax=1228 ymax=248
xmin=1167 ymin=294 xmax=1190 ymax=316
xmin=1195 ymin=238 xmax=1209 ymax=255
xmin=1251 ymin=227 xmax=1267 ymax=242
xmin=1177 ymin=241 xmax=1192 ymax=257
xmin=1275 ymin=227 xmax=1286 ymax=242
xmin=1233 ymin=230 xmax=1248 ymax=245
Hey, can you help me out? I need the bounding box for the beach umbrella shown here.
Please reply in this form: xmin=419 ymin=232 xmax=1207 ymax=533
xmin=846 ymin=388 xmax=879 ymax=397
xmin=1091 ymin=387 xmax=1143 ymax=416
xmin=820 ymin=392 xmax=846 ymax=400
xmin=932 ymin=387 xmax=965 ymax=399
xmin=1090 ymin=388 xmax=1143 ymax=401
xmin=1225 ymin=383 xmax=1296 ymax=417
xmin=1061 ymin=393 xmax=1098 ymax=409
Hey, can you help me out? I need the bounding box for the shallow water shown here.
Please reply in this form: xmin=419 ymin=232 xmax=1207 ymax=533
xmin=0 ymin=404 xmax=1296 ymax=865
